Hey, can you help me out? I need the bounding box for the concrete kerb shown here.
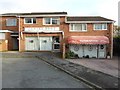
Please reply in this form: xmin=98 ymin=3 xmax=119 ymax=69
xmin=35 ymin=55 xmax=103 ymax=90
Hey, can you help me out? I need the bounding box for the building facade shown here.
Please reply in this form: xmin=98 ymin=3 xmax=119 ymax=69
xmin=0 ymin=12 xmax=114 ymax=58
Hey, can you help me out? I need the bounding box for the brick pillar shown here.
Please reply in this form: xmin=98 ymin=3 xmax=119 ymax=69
xmin=62 ymin=43 xmax=65 ymax=59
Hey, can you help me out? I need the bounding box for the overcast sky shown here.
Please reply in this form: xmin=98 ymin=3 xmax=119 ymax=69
xmin=0 ymin=0 xmax=119 ymax=25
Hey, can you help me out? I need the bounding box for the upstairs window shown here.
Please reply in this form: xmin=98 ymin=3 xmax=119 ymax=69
xmin=94 ymin=24 xmax=107 ymax=30
xmin=44 ymin=18 xmax=51 ymax=24
xmin=43 ymin=17 xmax=60 ymax=25
xmin=6 ymin=18 xmax=17 ymax=26
xmin=24 ymin=18 xmax=36 ymax=24
xmin=70 ymin=24 xmax=87 ymax=32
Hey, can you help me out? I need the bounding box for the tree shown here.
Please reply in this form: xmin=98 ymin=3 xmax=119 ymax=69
xmin=115 ymin=26 xmax=120 ymax=38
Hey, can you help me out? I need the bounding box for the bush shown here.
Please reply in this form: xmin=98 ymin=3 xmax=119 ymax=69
xmin=65 ymin=51 xmax=76 ymax=59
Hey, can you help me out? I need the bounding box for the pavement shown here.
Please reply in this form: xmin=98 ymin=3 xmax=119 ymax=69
xmin=33 ymin=52 xmax=119 ymax=89
xmin=1 ymin=51 xmax=119 ymax=89
xmin=66 ymin=58 xmax=119 ymax=78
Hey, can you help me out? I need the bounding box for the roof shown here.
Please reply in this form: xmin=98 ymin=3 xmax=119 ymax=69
xmin=1 ymin=12 xmax=67 ymax=16
xmin=67 ymin=16 xmax=114 ymax=21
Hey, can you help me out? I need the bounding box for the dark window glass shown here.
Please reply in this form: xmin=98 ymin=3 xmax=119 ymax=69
xmin=33 ymin=18 xmax=36 ymax=23
xmin=54 ymin=44 xmax=60 ymax=49
xmin=45 ymin=18 xmax=51 ymax=24
xmin=25 ymin=18 xmax=32 ymax=23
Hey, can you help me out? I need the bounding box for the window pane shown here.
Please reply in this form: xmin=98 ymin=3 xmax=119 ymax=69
xmin=102 ymin=24 xmax=107 ymax=29
xmin=6 ymin=19 xmax=17 ymax=26
xmin=53 ymin=36 xmax=60 ymax=43
xmin=52 ymin=18 xmax=59 ymax=25
xmin=82 ymin=24 xmax=87 ymax=30
xmin=44 ymin=18 xmax=51 ymax=24
xmin=52 ymin=20 xmax=57 ymax=24
xmin=33 ymin=18 xmax=36 ymax=23
xmin=71 ymin=24 xmax=74 ymax=30
xmin=94 ymin=24 xmax=102 ymax=30
xmin=71 ymin=24 xmax=86 ymax=31
xmin=54 ymin=44 xmax=60 ymax=49
xmin=74 ymin=24 xmax=82 ymax=30
xmin=94 ymin=24 xmax=107 ymax=30
xmin=25 ymin=18 xmax=32 ymax=23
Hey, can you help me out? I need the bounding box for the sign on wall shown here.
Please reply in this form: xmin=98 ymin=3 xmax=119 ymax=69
xmin=24 ymin=27 xmax=60 ymax=32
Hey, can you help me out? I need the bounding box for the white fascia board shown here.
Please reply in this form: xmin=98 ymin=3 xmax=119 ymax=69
xmin=23 ymin=30 xmax=63 ymax=33
xmin=0 ymin=30 xmax=13 ymax=32
xmin=65 ymin=21 xmax=114 ymax=23
xmin=11 ymin=35 xmax=19 ymax=36
xmin=0 ymin=15 xmax=17 ymax=17
xmin=17 ymin=14 xmax=67 ymax=17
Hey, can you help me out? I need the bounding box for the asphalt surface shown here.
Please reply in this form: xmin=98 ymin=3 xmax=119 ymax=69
xmin=2 ymin=52 xmax=91 ymax=88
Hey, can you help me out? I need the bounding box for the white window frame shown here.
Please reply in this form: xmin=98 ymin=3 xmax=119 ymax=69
xmin=94 ymin=23 xmax=107 ymax=30
xmin=53 ymin=36 xmax=60 ymax=50
xmin=69 ymin=23 xmax=87 ymax=32
xmin=24 ymin=18 xmax=36 ymax=24
xmin=6 ymin=18 xmax=17 ymax=26
xmin=43 ymin=17 xmax=60 ymax=25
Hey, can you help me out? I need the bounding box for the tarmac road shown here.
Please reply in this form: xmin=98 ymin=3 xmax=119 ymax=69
xmin=2 ymin=52 xmax=91 ymax=88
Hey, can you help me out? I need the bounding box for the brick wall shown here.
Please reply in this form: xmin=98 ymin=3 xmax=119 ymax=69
xmin=1 ymin=16 xmax=19 ymax=31
xmin=0 ymin=40 xmax=8 ymax=51
xmin=19 ymin=16 xmax=65 ymax=51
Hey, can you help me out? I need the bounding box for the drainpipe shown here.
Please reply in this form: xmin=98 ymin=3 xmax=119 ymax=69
xmin=18 ymin=16 xmax=21 ymax=52
xmin=61 ymin=31 xmax=65 ymax=58
xmin=110 ymin=22 xmax=114 ymax=58
xmin=61 ymin=31 xmax=64 ymax=38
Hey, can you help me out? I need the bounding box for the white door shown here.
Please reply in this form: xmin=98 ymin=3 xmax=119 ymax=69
xmin=98 ymin=45 xmax=106 ymax=58
xmin=25 ymin=37 xmax=39 ymax=50
xmin=69 ymin=45 xmax=83 ymax=58
xmin=84 ymin=45 xmax=97 ymax=58
xmin=40 ymin=37 xmax=52 ymax=51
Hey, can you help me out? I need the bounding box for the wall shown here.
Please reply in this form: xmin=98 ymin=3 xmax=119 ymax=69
xmin=1 ymin=16 xmax=19 ymax=31
xmin=19 ymin=16 xmax=66 ymax=51
xmin=0 ymin=16 xmax=19 ymax=51
xmin=61 ymin=20 xmax=113 ymax=58
xmin=0 ymin=40 xmax=8 ymax=51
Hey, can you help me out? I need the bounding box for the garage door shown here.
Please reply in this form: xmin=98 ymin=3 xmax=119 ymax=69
xmin=25 ymin=37 xmax=39 ymax=50
xmin=25 ymin=37 xmax=52 ymax=51
xmin=40 ymin=37 xmax=52 ymax=51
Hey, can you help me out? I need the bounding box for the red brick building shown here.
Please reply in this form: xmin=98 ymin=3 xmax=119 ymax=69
xmin=0 ymin=12 xmax=114 ymax=58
